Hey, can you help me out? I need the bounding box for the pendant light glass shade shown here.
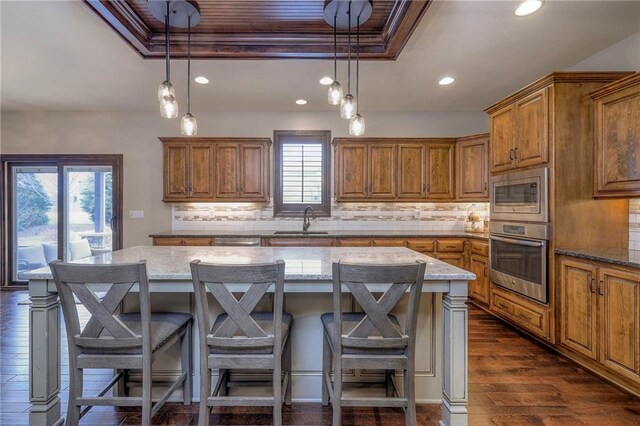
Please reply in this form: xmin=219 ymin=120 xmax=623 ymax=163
xmin=349 ymin=113 xmax=365 ymax=136
xmin=157 ymin=80 xmax=175 ymax=102
xmin=181 ymin=112 xmax=197 ymax=135
xmin=160 ymin=95 xmax=179 ymax=118
xmin=340 ymin=94 xmax=356 ymax=119
xmin=328 ymin=81 xmax=344 ymax=105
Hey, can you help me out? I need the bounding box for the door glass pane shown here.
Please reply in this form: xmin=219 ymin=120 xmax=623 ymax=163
xmin=491 ymin=239 xmax=544 ymax=286
xmin=13 ymin=167 xmax=58 ymax=280
xmin=64 ymin=166 xmax=113 ymax=261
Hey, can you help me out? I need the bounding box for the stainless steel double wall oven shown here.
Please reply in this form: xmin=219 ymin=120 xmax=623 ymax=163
xmin=489 ymin=168 xmax=550 ymax=304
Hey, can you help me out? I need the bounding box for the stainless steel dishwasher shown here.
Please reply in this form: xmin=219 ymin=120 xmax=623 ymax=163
xmin=214 ymin=237 xmax=261 ymax=247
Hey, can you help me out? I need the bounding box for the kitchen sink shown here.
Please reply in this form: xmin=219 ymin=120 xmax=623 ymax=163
xmin=273 ymin=231 xmax=329 ymax=235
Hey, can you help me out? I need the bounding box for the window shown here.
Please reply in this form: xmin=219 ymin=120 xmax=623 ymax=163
xmin=273 ymin=130 xmax=331 ymax=217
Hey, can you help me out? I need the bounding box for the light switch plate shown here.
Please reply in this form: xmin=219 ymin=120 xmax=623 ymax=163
xmin=129 ymin=210 xmax=144 ymax=219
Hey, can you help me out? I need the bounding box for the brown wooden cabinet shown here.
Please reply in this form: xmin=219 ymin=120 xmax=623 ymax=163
xmin=591 ymin=73 xmax=640 ymax=198
xmin=333 ymin=138 xmax=455 ymax=202
xmin=487 ymin=87 xmax=549 ymax=173
xmin=469 ymin=254 xmax=489 ymax=305
xmin=490 ymin=283 xmax=551 ymax=340
xmin=263 ymin=238 xmax=335 ymax=247
xmin=558 ymin=256 xmax=640 ymax=384
xmin=456 ymin=134 xmax=489 ymax=200
xmin=152 ymin=237 xmax=213 ymax=246
xmin=161 ymin=138 xmax=271 ymax=203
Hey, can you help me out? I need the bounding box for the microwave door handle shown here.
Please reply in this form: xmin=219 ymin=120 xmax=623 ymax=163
xmin=490 ymin=235 xmax=545 ymax=248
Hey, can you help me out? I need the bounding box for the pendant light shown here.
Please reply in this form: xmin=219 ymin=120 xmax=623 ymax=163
xmin=327 ymin=14 xmax=343 ymax=105
xmin=340 ymin=1 xmax=357 ymax=119
xmin=181 ymin=15 xmax=197 ymax=135
xmin=158 ymin=1 xmax=178 ymax=118
xmin=349 ymin=14 xmax=365 ymax=136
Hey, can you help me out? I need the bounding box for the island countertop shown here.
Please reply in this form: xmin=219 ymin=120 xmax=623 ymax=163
xmin=21 ymin=245 xmax=475 ymax=282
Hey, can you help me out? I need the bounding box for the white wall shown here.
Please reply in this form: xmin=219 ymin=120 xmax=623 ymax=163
xmin=567 ymin=31 xmax=640 ymax=71
xmin=1 ymin=111 xmax=489 ymax=247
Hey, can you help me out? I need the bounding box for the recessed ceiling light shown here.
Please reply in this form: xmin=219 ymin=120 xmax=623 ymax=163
xmin=515 ymin=0 xmax=543 ymax=16
xmin=439 ymin=76 xmax=455 ymax=86
xmin=296 ymin=99 xmax=308 ymax=105
xmin=319 ymin=76 xmax=334 ymax=85
xmin=194 ymin=76 xmax=209 ymax=84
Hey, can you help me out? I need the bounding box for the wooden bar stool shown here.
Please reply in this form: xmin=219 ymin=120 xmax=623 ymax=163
xmin=50 ymin=260 xmax=193 ymax=426
xmin=190 ymin=259 xmax=292 ymax=426
xmin=321 ymin=261 xmax=427 ymax=426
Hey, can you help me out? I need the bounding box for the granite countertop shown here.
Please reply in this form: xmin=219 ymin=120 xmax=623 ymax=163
xmin=555 ymin=248 xmax=640 ymax=270
xmin=149 ymin=229 xmax=490 ymax=240
xmin=20 ymin=246 xmax=475 ymax=282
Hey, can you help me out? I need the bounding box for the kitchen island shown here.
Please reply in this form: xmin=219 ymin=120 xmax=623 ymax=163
xmin=23 ymin=246 xmax=473 ymax=426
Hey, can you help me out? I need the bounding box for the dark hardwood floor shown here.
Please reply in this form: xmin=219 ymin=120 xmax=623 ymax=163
xmin=2 ymin=290 xmax=640 ymax=425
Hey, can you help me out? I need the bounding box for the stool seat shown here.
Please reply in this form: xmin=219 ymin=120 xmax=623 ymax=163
xmin=81 ymin=312 xmax=193 ymax=354
xmin=321 ymin=312 xmax=405 ymax=355
xmin=210 ymin=312 xmax=293 ymax=354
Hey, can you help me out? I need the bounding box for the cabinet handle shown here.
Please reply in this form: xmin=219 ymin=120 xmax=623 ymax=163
xmin=509 ymin=149 xmax=514 ymax=161
xmin=484 ymin=182 xmax=488 ymax=191
xmin=514 ymin=147 xmax=519 ymax=160
xmin=426 ymin=183 xmax=430 ymax=193
xmin=589 ymin=278 xmax=596 ymax=294
xmin=484 ymin=267 xmax=487 ymax=278
xmin=422 ymin=183 xmax=426 ymax=193
xmin=598 ymin=279 xmax=604 ymax=296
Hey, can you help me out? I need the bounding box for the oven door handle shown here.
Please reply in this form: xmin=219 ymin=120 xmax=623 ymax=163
xmin=490 ymin=235 xmax=545 ymax=248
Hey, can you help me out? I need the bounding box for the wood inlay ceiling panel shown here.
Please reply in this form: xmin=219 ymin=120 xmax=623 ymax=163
xmin=83 ymin=0 xmax=432 ymax=59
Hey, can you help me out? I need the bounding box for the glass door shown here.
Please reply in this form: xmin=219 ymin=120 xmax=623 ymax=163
xmin=63 ymin=166 xmax=114 ymax=261
xmin=12 ymin=166 xmax=59 ymax=280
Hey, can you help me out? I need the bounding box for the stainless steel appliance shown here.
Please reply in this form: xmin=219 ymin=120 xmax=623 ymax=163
xmin=214 ymin=237 xmax=261 ymax=247
xmin=490 ymin=168 xmax=549 ymax=223
xmin=489 ymin=220 xmax=550 ymax=304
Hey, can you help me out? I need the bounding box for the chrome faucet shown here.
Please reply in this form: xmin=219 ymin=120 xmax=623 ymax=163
xmin=303 ymin=206 xmax=315 ymax=231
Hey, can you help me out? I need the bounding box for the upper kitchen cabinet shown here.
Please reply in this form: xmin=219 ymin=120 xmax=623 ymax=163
xmin=161 ymin=138 xmax=271 ymax=203
xmin=456 ymin=134 xmax=489 ymax=200
xmin=486 ymin=87 xmax=549 ymax=173
xmin=591 ymin=73 xmax=640 ymax=198
xmin=333 ymin=138 xmax=455 ymax=202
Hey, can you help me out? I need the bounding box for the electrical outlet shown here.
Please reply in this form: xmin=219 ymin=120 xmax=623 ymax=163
xmin=129 ymin=210 xmax=144 ymax=219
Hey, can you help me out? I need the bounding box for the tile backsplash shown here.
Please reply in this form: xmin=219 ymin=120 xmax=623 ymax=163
xmin=172 ymin=201 xmax=490 ymax=232
xmin=631 ymin=199 xmax=640 ymax=250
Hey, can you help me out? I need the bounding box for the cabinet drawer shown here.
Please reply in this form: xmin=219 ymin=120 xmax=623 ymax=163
xmin=372 ymin=239 xmax=406 ymax=247
xmin=436 ymin=239 xmax=464 ymax=252
xmin=490 ymin=284 xmax=550 ymax=340
xmin=182 ymin=238 xmax=213 ymax=246
xmin=153 ymin=238 xmax=183 ymax=246
xmin=407 ymin=239 xmax=436 ymax=253
xmin=338 ymin=238 xmax=373 ymax=247
xmin=470 ymin=240 xmax=489 ymax=257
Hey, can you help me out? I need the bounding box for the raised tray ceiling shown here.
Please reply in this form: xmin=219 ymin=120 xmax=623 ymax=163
xmin=83 ymin=0 xmax=432 ymax=60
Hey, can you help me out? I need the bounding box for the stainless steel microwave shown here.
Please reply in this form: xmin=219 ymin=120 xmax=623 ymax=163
xmin=490 ymin=168 xmax=549 ymax=223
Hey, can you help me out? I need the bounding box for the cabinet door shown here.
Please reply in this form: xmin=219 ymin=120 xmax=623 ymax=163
xmin=163 ymin=144 xmax=190 ymax=200
xmin=599 ymin=267 xmax=640 ymax=381
xmin=514 ymin=88 xmax=549 ymax=168
xmin=240 ymin=144 xmax=267 ymax=200
xmin=338 ymin=238 xmax=373 ymax=247
xmin=182 ymin=238 xmax=213 ymax=246
xmin=426 ymin=144 xmax=454 ymax=200
xmin=372 ymin=238 xmax=406 ymax=247
xmin=397 ymin=143 xmax=426 ymax=199
xmin=336 ymin=144 xmax=367 ymax=200
xmin=189 ymin=144 xmax=215 ymax=198
xmin=435 ymin=252 xmax=464 ymax=268
xmin=594 ymin=81 xmax=640 ymax=197
xmin=559 ymin=258 xmax=598 ymax=360
xmin=215 ymin=144 xmax=240 ymax=198
xmin=490 ymin=105 xmax=515 ymax=173
xmin=368 ymin=144 xmax=397 ymax=199
xmin=457 ymin=135 xmax=489 ymax=200
xmin=469 ymin=255 xmax=489 ymax=305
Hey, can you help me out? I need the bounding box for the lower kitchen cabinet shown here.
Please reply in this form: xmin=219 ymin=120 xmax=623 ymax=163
xmin=559 ymin=256 xmax=640 ymax=386
xmin=152 ymin=237 xmax=213 ymax=246
xmin=469 ymin=254 xmax=489 ymax=306
xmin=435 ymin=252 xmax=465 ymax=268
xmin=490 ymin=283 xmax=551 ymax=340
xmin=337 ymin=238 xmax=373 ymax=247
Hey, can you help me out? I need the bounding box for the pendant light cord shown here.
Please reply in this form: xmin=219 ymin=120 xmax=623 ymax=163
xmin=356 ymin=14 xmax=360 ymax=113
xmin=347 ymin=0 xmax=352 ymax=94
xmin=333 ymin=14 xmax=337 ymax=80
xmin=165 ymin=1 xmax=170 ymax=82
xmin=187 ymin=15 xmax=191 ymax=113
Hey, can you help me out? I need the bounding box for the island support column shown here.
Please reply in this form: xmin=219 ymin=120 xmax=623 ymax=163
xmin=29 ymin=280 xmax=63 ymax=426
xmin=440 ymin=280 xmax=469 ymax=426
